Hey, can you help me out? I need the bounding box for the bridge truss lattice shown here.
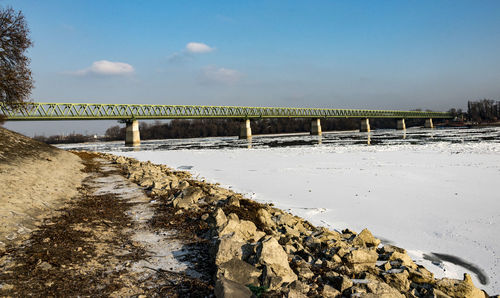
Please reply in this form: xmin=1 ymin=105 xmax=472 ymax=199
xmin=0 ymin=102 xmax=453 ymax=121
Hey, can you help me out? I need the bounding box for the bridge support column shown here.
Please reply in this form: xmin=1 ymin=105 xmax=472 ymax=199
xmin=125 ymin=120 xmax=140 ymax=146
xmin=397 ymin=119 xmax=406 ymax=130
xmin=239 ymin=119 xmax=252 ymax=139
xmin=310 ymin=118 xmax=322 ymax=135
xmin=360 ymin=118 xmax=370 ymax=132
xmin=424 ymin=118 xmax=434 ymax=129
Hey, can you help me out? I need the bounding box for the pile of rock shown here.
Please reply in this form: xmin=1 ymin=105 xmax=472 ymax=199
xmin=100 ymin=153 xmax=489 ymax=297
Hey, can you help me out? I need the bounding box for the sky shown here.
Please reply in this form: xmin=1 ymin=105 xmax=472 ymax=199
xmin=2 ymin=0 xmax=500 ymax=136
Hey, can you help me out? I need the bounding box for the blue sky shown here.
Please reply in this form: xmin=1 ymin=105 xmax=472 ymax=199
xmin=3 ymin=0 xmax=500 ymax=135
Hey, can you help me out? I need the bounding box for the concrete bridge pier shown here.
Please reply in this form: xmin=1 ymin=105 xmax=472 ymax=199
xmin=397 ymin=119 xmax=406 ymax=130
xmin=310 ymin=118 xmax=322 ymax=135
xmin=424 ymin=118 xmax=434 ymax=129
xmin=360 ymin=118 xmax=370 ymax=132
xmin=125 ymin=119 xmax=140 ymax=146
xmin=239 ymin=119 xmax=252 ymax=139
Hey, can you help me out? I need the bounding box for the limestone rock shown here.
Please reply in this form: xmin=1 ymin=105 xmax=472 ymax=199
xmin=177 ymin=180 xmax=190 ymax=190
xmin=326 ymin=274 xmax=353 ymax=292
xmin=275 ymin=213 xmax=298 ymax=227
xmin=304 ymin=236 xmax=322 ymax=251
xmin=383 ymin=269 xmax=410 ymax=292
xmin=389 ymin=251 xmax=417 ymax=270
xmin=165 ymin=173 xmax=177 ymax=182
xmin=342 ymin=228 xmax=357 ymax=237
xmin=215 ymin=277 xmax=253 ymax=298
xmin=381 ymin=244 xmax=406 ymax=254
xmin=257 ymin=208 xmax=276 ymax=229
xmin=138 ymin=178 xmax=154 ymax=188
xmin=289 ymin=280 xmax=310 ymax=294
xmin=151 ymin=188 xmax=169 ymax=196
xmin=332 ymin=254 xmax=342 ymax=263
xmin=349 ymin=280 xmax=404 ymax=297
xmin=322 ymin=284 xmax=341 ymax=297
xmin=262 ymin=265 xmax=291 ymax=291
xmin=365 ymin=280 xmax=404 ymax=297
xmin=181 ymin=186 xmax=204 ymax=201
xmin=210 ymin=186 xmax=233 ymax=198
xmin=432 ymin=288 xmax=453 ymax=298
xmin=287 ymin=289 xmax=308 ymax=298
xmin=172 ymin=186 xmax=204 ymax=209
xmin=213 ymin=208 xmax=227 ymax=228
xmin=152 ymin=179 xmax=170 ymax=190
xmin=115 ymin=156 xmax=127 ymax=164
xmin=284 ymin=225 xmax=301 ymax=237
xmin=435 ymin=273 xmax=486 ymax=298
xmin=408 ymin=266 xmax=434 ymax=284
xmin=344 ymin=248 xmax=378 ymax=272
xmin=217 ymin=258 xmax=261 ymax=286
xmin=257 ymin=236 xmax=297 ymax=289
xmin=336 ymin=247 xmax=350 ymax=258
xmin=171 ymin=197 xmax=191 ymax=209
xmin=227 ymin=196 xmax=240 ymax=207
xmin=378 ymin=261 xmax=392 ymax=271
xmin=294 ymin=262 xmax=314 ymax=280
xmin=316 ymin=227 xmax=341 ymax=242
xmin=215 ymin=233 xmax=247 ymax=266
xmin=285 ymin=244 xmax=296 ymax=254
xmin=170 ymin=178 xmax=179 ymax=189
xmin=219 ymin=213 xmax=265 ymax=242
xmin=352 ymin=228 xmax=381 ymax=248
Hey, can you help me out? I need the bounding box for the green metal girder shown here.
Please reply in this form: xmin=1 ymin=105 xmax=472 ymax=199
xmin=0 ymin=102 xmax=454 ymax=121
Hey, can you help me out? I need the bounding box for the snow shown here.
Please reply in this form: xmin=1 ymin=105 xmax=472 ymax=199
xmin=65 ymin=128 xmax=500 ymax=294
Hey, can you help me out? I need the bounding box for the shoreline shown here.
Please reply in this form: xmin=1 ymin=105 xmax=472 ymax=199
xmin=99 ymin=151 xmax=490 ymax=297
xmin=112 ymin=135 xmax=499 ymax=293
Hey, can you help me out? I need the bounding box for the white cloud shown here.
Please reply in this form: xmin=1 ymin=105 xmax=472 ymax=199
xmin=199 ymin=66 xmax=242 ymax=84
xmin=185 ymin=42 xmax=214 ymax=54
xmin=73 ymin=60 xmax=134 ymax=76
xmin=168 ymin=42 xmax=215 ymax=64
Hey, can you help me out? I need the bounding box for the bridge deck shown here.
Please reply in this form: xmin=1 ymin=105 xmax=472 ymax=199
xmin=1 ymin=102 xmax=453 ymax=121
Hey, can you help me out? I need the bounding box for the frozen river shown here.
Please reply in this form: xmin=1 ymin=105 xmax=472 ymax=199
xmin=60 ymin=127 xmax=500 ymax=294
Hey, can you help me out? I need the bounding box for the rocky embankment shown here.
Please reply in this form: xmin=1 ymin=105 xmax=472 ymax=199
xmin=99 ymin=152 xmax=491 ymax=297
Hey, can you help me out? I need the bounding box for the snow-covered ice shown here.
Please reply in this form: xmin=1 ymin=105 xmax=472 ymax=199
xmin=63 ymin=127 xmax=500 ymax=294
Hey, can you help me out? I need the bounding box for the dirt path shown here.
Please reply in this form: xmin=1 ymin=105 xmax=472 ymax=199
xmin=0 ymin=152 xmax=213 ymax=297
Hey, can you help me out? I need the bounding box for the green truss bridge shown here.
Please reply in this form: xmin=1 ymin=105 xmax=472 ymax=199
xmin=1 ymin=102 xmax=453 ymax=146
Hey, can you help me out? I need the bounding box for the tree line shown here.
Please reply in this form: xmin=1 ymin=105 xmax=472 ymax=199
xmin=33 ymin=133 xmax=95 ymax=144
xmin=467 ymin=99 xmax=500 ymax=122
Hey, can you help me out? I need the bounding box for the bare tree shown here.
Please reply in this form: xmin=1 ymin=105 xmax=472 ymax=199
xmin=468 ymin=99 xmax=500 ymax=122
xmin=0 ymin=7 xmax=33 ymax=110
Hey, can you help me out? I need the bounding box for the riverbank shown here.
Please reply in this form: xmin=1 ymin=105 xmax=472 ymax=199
xmin=0 ymin=127 xmax=494 ymax=296
xmin=101 ymin=152 xmax=490 ymax=297
xmin=0 ymin=128 xmax=86 ymax=252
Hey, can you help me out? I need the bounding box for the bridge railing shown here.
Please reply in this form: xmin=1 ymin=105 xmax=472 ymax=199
xmin=0 ymin=102 xmax=453 ymax=120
